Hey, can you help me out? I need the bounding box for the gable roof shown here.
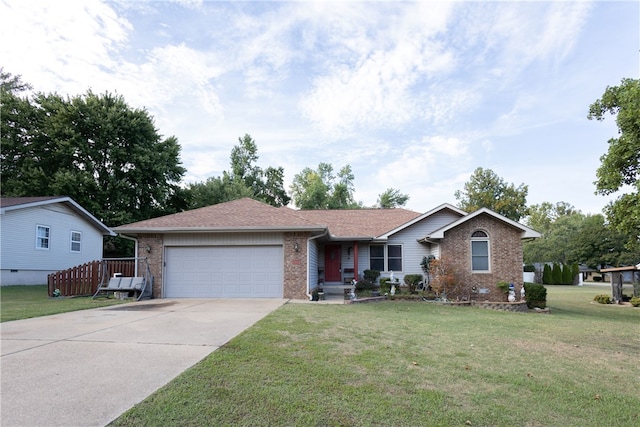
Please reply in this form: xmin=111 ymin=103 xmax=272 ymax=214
xmin=294 ymin=208 xmax=422 ymax=240
xmin=114 ymin=198 xmax=325 ymax=233
xmin=376 ymin=203 xmax=467 ymax=239
xmin=423 ymin=207 xmax=541 ymax=240
xmin=0 ymin=196 xmax=116 ymax=236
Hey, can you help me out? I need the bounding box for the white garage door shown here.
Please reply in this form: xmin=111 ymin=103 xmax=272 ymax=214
xmin=165 ymin=246 xmax=283 ymax=298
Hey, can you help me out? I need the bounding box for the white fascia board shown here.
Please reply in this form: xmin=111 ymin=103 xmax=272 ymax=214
xmin=1 ymin=196 xmax=116 ymax=236
xmin=425 ymin=208 xmax=542 ymax=239
xmin=377 ymin=203 xmax=467 ymax=239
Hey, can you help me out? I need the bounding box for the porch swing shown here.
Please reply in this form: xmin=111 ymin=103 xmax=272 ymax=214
xmin=92 ymin=257 xmax=153 ymax=301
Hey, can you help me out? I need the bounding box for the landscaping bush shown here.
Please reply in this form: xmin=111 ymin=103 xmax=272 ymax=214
xmin=496 ymin=281 xmax=510 ymax=295
xmin=354 ymin=279 xmax=375 ymax=292
xmin=593 ymin=294 xmax=611 ymax=304
xmin=552 ymin=263 xmax=562 ymax=285
xmin=379 ymin=277 xmax=391 ymax=294
xmin=363 ymin=270 xmax=380 ymax=284
xmin=593 ymin=275 xmax=602 ymax=282
xmin=523 ymin=283 xmax=546 ymax=309
xmin=523 ymin=264 xmax=536 ymax=272
xmin=630 ymin=297 xmax=640 ymax=307
xmin=562 ymin=263 xmax=573 ymax=285
xmin=403 ymin=274 xmax=423 ymax=294
xmin=542 ymin=264 xmax=552 ymax=284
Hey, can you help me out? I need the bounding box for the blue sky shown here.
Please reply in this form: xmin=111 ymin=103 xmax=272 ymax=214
xmin=1 ymin=0 xmax=638 ymax=215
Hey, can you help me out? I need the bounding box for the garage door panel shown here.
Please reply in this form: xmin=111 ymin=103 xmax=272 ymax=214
xmin=165 ymin=246 xmax=283 ymax=298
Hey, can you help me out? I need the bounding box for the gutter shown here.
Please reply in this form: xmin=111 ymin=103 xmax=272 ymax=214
xmin=306 ymin=230 xmax=329 ymax=301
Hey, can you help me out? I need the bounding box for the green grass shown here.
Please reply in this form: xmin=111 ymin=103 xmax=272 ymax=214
xmin=0 ymin=285 xmax=128 ymax=322
xmin=111 ymin=285 xmax=640 ymax=427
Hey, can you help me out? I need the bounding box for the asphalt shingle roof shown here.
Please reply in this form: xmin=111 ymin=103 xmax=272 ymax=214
xmin=114 ymin=198 xmax=422 ymax=238
xmin=114 ymin=198 xmax=322 ymax=232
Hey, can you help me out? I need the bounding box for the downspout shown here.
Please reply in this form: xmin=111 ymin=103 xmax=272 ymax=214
xmin=117 ymin=234 xmax=139 ymax=276
xmin=306 ymin=230 xmax=329 ymax=301
xmin=353 ymin=241 xmax=359 ymax=282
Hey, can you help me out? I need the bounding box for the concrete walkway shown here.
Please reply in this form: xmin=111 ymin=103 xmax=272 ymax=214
xmin=1 ymin=298 xmax=286 ymax=427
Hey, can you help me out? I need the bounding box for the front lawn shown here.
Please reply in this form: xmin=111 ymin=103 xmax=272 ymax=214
xmin=0 ymin=285 xmax=128 ymax=322
xmin=111 ymin=285 xmax=639 ymax=427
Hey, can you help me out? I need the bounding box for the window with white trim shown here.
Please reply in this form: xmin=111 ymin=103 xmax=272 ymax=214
xmin=471 ymin=230 xmax=489 ymax=272
xmin=387 ymin=244 xmax=403 ymax=271
xmin=369 ymin=245 xmax=384 ymax=271
xmin=368 ymin=244 xmax=403 ymax=272
xmin=70 ymin=231 xmax=82 ymax=253
xmin=36 ymin=225 xmax=50 ymax=250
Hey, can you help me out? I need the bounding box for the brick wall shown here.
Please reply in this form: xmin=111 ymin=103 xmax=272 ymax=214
xmin=440 ymin=214 xmax=524 ymax=301
xmin=283 ymin=231 xmax=310 ymax=300
xmin=137 ymin=234 xmax=164 ymax=298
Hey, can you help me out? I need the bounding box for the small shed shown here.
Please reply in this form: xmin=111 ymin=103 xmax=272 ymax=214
xmin=599 ymin=264 xmax=640 ymax=303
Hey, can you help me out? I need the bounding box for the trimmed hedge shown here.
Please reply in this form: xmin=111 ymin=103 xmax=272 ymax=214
xmin=524 ymin=283 xmax=546 ymax=309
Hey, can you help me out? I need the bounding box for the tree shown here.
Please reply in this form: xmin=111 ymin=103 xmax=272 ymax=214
xmin=454 ymin=167 xmax=529 ymax=221
xmin=0 ymin=68 xmax=32 ymax=93
xmin=186 ymin=134 xmax=290 ymax=209
xmin=523 ymin=206 xmax=635 ymax=268
xmin=377 ymin=188 xmax=410 ymax=208
xmin=1 ymin=86 xmax=187 ymax=226
xmin=290 ymin=163 xmax=360 ymax=209
xmin=588 ymin=78 xmax=640 ymax=250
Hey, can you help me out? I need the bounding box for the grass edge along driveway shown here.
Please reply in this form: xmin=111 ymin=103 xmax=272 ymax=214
xmin=1 ymin=285 xmax=128 ymax=322
xmin=111 ymin=285 xmax=640 ymax=427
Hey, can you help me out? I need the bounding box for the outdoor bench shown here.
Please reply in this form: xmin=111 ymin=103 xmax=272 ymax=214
xmin=93 ymin=276 xmax=148 ymax=300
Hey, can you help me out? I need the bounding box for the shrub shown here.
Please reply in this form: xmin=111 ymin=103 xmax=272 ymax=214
xmin=524 ymin=283 xmax=546 ymax=309
xmin=403 ymin=274 xmax=423 ymax=294
xmin=630 ymin=297 xmax=640 ymax=307
xmin=363 ymin=270 xmax=380 ymax=284
xmin=593 ymin=294 xmax=611 ymax=304
xmin=379 ymin=277 xmax=391 ymax=294
xmin=562 ymin=263 xmax=573 ymax=285
xmin=496 ymin=281 xmax=510 ymax=295
xmin=523 ymin=264 xmax=536 ymax=273
xmin=552 ymin=263 xmax=562 ymax=285
xmin=542 ymin=264 xmax=552 ymax=284
xmin=355 ymin=279 xmax=375 ymax=292
xmin=593 ymin=275 xmax=602 ymax=282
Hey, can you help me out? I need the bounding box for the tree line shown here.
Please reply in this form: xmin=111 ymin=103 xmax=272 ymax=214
xmin=2 ymin=70 xmax=638 ymax=266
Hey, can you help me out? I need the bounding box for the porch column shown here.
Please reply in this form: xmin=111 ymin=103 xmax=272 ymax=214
xmin=353 ymin=241 xmax=359 ymax=281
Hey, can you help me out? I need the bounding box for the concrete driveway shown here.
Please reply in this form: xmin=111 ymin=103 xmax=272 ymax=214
xmin=1 ymin=298 xmax=286 ymax=427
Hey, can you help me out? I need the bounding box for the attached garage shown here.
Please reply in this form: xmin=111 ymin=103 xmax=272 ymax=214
xmin=165 ymin=246 xmax=283 ymax=298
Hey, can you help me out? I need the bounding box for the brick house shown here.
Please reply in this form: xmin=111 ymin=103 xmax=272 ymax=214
xmin=113 ymin=198 xmax=540 ymax=300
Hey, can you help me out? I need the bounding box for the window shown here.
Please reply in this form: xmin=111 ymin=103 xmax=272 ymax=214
xmin=369 ymin=245 xmax=384 ymax=271
xmin=36 ymin=225 xmax=50 ymax=250
xmin=71 ymin=231 xmax=82 ymax=253
xmin=369 ymin=244 xmax=403 ymax=272
xmin=387 ymin=245 xmax=403 ymax=271
xmin=471 ymin=230 xmax=489 ymax=272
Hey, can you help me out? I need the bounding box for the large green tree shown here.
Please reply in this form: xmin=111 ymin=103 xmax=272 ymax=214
xmin=186 ymin=134 xmax=290 ymax=209
xmin=524 ymin=202 xmax=634 ymax=268
xmin=1 ymin=76 xmax=186 ymax=226
xmin=290 ymin=163 xmax=360 ymax=209
xmin=454 ymin=167 xmax=529 ymax=221
xmin=377 ymin=188 xmax=410 ymax=208
xmin=588 ymin=78 xmax=640 ymax=251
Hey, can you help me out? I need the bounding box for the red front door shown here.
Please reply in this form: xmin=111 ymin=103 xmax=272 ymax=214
xmin=324 ymin=245 xmax=342 ymax=282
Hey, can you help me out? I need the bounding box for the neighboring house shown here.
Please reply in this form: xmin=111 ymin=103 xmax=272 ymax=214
xmin=0 ymin=197 xmax=116 ymax=285
xmin=113 ymin=198 xmax=540 ymax=301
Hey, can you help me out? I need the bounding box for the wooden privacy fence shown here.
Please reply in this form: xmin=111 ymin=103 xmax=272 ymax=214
xmin=47 ymin=259 xmax=135 ymax=297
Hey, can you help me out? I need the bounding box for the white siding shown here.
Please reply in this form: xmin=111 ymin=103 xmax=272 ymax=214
xmin=308 ymin=238 xmax=320 ymax=290
xmin=1 ymin=204 xmax=105 ymax=285
xmin=359 ymin=211 xmax=459 ymax=281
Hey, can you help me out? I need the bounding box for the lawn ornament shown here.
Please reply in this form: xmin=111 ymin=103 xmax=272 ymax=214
xmin=508 ymin=283 xmax=516 ymax=302
xmin=520 ymin=285 xmax=526 ymax=301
